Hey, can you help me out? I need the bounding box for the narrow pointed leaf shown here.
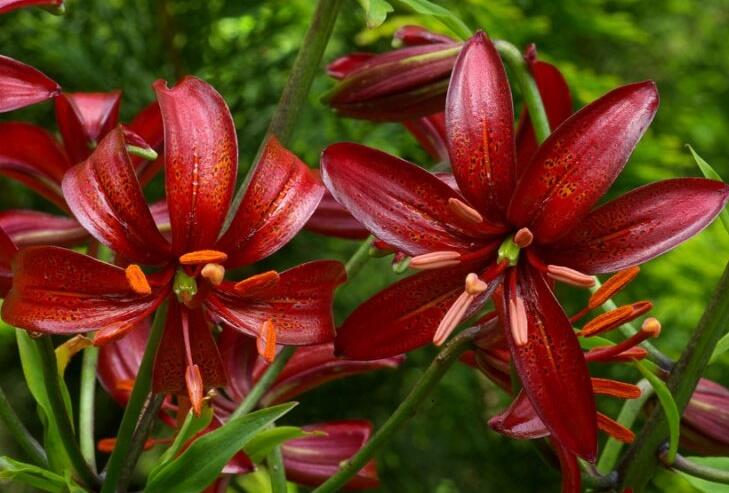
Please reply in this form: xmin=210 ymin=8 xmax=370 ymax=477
xmin=508 ymin=81 xmax=659 ymax=243
xmin=356 ymin=0 xmax=392 ymax=28
xmin=393 ymin=0 xmax=471 ymax=40
xmin=688 ymin=144 xmax=729 ymax=235
xmin=156 ymin=406 xmax=214 ymax=467
xmin=243 ymin=426 xmax=314 ymax=463
xmin=145 ymin=403 xmax=296 ymax=493
xmin=55 ymin=91 xmax=121 ymax=163
xmin=154 ymin=77 xmax=237 ymax=255
xmin=677 ymin=457 xmax=729 ymax=493
xmin=0 ymin=55 xmax=60 ymax=112
xmin=544 ymin=178 xmax=729 ymax=274
xmin=636 ymin=360 xmax=680 ymax=462
xmin=0 ymin=456 xmax=78 ymax=493
xmin=710 ymin=332 xmax=729 ymax=364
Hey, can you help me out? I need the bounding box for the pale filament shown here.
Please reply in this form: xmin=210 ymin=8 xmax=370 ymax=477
xmin=410 ymin=250 xmax=462 ymax=270
xmin=433 ymin=273 xmax=487 ymax=346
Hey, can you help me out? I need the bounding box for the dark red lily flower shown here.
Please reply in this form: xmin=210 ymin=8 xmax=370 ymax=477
xmin=97 ymin=325 xmax=401 ymax=489
xmin=0 ymin=54 xmax=60 ymax=113
xmin=322 ymin=32 xmax=729 ymax=461
xmin=0 ymin=0 xmax=63 ymax=14
xmin=2 ymin=76 xmax=344 ymax=414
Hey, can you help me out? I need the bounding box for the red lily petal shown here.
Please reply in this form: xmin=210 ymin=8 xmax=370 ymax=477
xmin=544 ymin=178 xmax=729 ymax=274
xmin=128 ymin=101 xmax=163 ymax=156
xmin=62 ymin=127 xmax=171 ymax=265
xmin=216 ymin=327 xmax=261 ymax=402
xmin=446 ymin=32 xmax=515 ymax=221
xmin=282 ymin=420 xmax=379 ymax=490
xmin=216 ymin=136 xmax=323 ymax=267
xmin=321 ymin=142 xmax=496 ymax=257
xmin=0 ymin=121 xmax=71 ymax=209
xmin=402 ymin=112 xmax=449 ymax=162
xmin=488 ymin=390 xmax=549 ymax=439
xmin=335 ymin=263 xmax=498 ymax=360
xmin=1 ymin=246 xmax=165 ymax=335
xmin=502 ymin=264 xmax=597 ymax=460
xmin=515 ymin=55 xmax=572 ymax=177
xmin=55 ymin=91 xmax=122 ymax=163
xmin=97 ymin=318 xmax=150 ymax=406
xmin=0 ymin=226 xmax=17 ymax=297
xmin=508 ymin=81 xmax=659 ymax=243
xmin=327 ymin=53 xmax=376 ymax=79
xmin=154 ymin=77 xmax=237 ymax=255
xmin=0 ymin=209 xmax=86 ymax=247
xmin=393 ymin=25 xmax=455 ymax=46
xmin=207 ymin=260 xmax=345 ymax=345
xmin=552 ymin=439 xmax=582 ymax=493
xmin=152 ymin=301 xmax=226 ymax=394
xmin=0 ymin=55 xmax=60 ymax=112
xmin=0 ymin=0 xmax=61 ymax=13
xmin=305 ymin=190 xmax=369 ymax=240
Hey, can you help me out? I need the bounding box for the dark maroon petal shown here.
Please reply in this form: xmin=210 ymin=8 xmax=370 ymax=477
xmin=508 ymin=81 xmax=659 ymax=244
xmin=321 ymin=142 xmax=497 ymax=257
xmin=216 ymin=137 xmax=323 ymax=267
xmin=282 ymin=420 xmax=379 ymax=490
xmin=0 ymin=209 xmax=86 ymax=247
xmin=216 ymin=327 xmax=260 ymax=402
xmin=488 ymin=390 xmax=549 ymax=439
xmin=0 ymin=121 xmax=71 ymax=209
xmin=0 ymin=0 xmax=62 ymax=14
xmin=62 ymin=127 xmax=171 ymax=265
xmin=515 ymin=57 xmax=573 ymax=177
xmin=446 ymin=32 xmax=515 ymax=221
xmin=393 ymin=25 xmax=455 ymax=46
xmin=208 ymin=260 xmax=345 ymax=345
xmin=543 ymin=178 xmax=729 ymax=274
xmin=1 ymin=246 xmax=166 ymax=335
xmin=128 ymin=102 xmax=163 ymax=156
xmin=552 ymin=439 xmax=582 ymax=493
xmin=97 ymin=319 xmax=150 ymax=406
xmin=305 ymin=190 xmax=369 ymax=240
xmin=154 ymin=77 xmax=238 ymax=255
xmin=402 ymin=112 xmax=449 ymax=162
xmin=0 ymin=55 xmax=60 ymax=112
xmin=0 ymin=226 xmax=17 ymax=297
xmin=327 ymin=53 xmax=376 ymax=79
xmin=502 ymin=264 xmax=597 ymax=460
xmin=55 ymin=91 xmax=122 ymax=163
xmin=336 ymin=262 xmax=498 ymax=360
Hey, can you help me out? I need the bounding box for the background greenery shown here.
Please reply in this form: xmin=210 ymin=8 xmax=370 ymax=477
xmin=1 ymin=0 xmax=728 ymax=491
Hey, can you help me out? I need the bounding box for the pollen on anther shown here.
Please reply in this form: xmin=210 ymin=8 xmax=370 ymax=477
xmin=125 ymin=264 xmax=151 ymax=295
xmin=234 ymin=270 xmax=280 ymax=296
xmin=179 ymin=249 xmax=229 ymax=265
xmin=257 ymin=319 xmax=278 ymax=362
xmin=447 ymin=197 xmax=483 ymax=224
xmin=641 ymin=317 xmax=661 ymax=337
xmin=513 ymin=228 xmax=533 ymax=248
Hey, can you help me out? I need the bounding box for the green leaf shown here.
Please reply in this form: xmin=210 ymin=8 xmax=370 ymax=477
xmin=0 ymin=456 xmax=84 ymax=493
xmin=15 ymin=331 xmax=72 ymax=473
xmin=678 ymin=457 xmax=729 ymax=493
xmin=577 ymin=334 xmax=614 ymax=350
xmin=155 ymin=406 xmax=214 ymax=468
xmin=145 ymin=403 xmax=297 ymax=493
xmin=709 ymin=331 xmax=729 ymax=364
xmin=243 ymin=426 xmax=319 ymax=464
xmin=356 ymin=0 xmax=393 ymax=29
xmin=635 ymin=360 xmax=680 ymax=462
xmin=688 ymin=144 xmax=729 ymax=235
xmin=392 ymin=0 xmax=471 ymax=39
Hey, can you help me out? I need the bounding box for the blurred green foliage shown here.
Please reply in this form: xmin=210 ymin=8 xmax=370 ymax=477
xmin=1 ymin=0 xmax=728 ymax=492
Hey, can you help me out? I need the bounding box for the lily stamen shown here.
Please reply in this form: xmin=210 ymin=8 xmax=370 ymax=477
xmin=546 ymin=264 xmax=596 ymax=288
xmin=410 ymin=250 xmax=462 ymax=270
xmin=180 ymin=309 xmax=204 ymax=415
xmin=586 ymin=346 xmax=648 ymax=363
xmin=509 ymin=295 xmax=528 ymax=346
xmin=179 ymin=249 xmax=228 ymax=265
xmin=447 ymin=197 xmax=483 ymax=224
xmin=433 ymin=273 xmax=487 ymax=346
xmin=598 ymin=412 xmax=635 ymax=444
xmin=257 ymin=319 xmax=277 ymax=362
xmin=513 ymin=227 xmax=533 ymax=248
xmin=588 ymin=267 xmax=641 ymax=309
xmin=579 ymin=301 xmax=652 ymax=337
xmin=584 ymin=317 xmax=661 ymax=363
xmin=234 ymin=270 xmax=280 ymax=296
xmin=125 ymin=264 xmax=151 ymax=295
xmin=200 ymin=263 xmax=225 ymax=286
xmin=591 ymin=378 xmax=642 ymax=399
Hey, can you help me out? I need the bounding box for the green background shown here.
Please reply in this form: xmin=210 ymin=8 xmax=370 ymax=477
xmin=1 ymin=0 xmax=728 ymax=491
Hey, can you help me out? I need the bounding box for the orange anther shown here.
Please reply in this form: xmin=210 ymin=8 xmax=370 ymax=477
xmin=589 ymin=267 xmax=640 ymax=309
xmin=580 ymin=301 xmax=652 ymax=337
xmin=465 ymin=273 xmax=488 ymax=295
xmin=185 ymin=364 xmax=204 ymax=416
xmin=513 ymin=228 xmax=534 ymax=248
xmin=447 ymin=197 xmax=483 ymax=224
xmin=591 ymin=378 xmax=642 ymax=399
xmin=234 ymin=270 xmax=280 ymax=296
xmin=125 ymin=264 xmax=151 ymax=295
xmin=179 ymin=249 xmax=228 ymax=265
xmin=257 ymin=320 xmax=278 ymax=362
xmin=598 ymin=413 xmax=635 ymax=444
xmin=115 ymin=379 xmax=135 ymax=393
xmin=641 ymin=317 xmax=661 ymax=337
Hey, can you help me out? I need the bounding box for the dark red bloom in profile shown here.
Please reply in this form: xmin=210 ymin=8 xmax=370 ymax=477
xmin=676 ymin=378 xmax=729 ymax=456
xmin=97 ymin=325 xmax=402 ymax=489
xmin=2 ymin=77 xmax=344 ymax=414
xmin=321 ymin=32 xmax=729 ymax=461
xmin=0 ymin=0 xmax=63 ymax=15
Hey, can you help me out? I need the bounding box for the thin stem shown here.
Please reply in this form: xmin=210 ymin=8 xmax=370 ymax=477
xmin=494 ymin=40 xmax=551 ymax=144
xmin=35 ymin=337 xmax=98 ymax=487
xmin=590 ymin=278 xmax=674 ymax=369
xmin=618 ymin=260 xmax=729 ymax=491
xmin=0 ymin=384 xmax=48 ymax=467
xmin=79 ymin=345 xmax=99 ymax=472
xmin=266 ymin=440 xmax=288 ymax=493
xmin=660 ymin=450 xmax=729 ymax=485
xmin=312 ymin=326 xmax=480 ymax=493
xmin=596 ymin=379 xmax=653 ymax=474
xmin=345 ymin=236 xmax=375 ymax=278
xmin=230 ymin=346 xmax=297 ymax=420
xmin=117 ymin=394 xmax=165 ymax=493
xmin=226 ymin=0 xmax=343 ymax=227
xmin=100 ymin=303 xmax=168 ymax=493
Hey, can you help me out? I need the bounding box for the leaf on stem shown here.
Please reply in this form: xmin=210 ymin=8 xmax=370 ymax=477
xmin=356 ymin=0 xmax=393 ymax=28
xmin=688 ymin=144 xmax=729 ymax=235
xmin=635 ymin=360 xmax=680 ymax=462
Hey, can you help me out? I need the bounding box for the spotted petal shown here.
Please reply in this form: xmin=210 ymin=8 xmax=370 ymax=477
xmin=97 ymin=319 xmax=150 ymax=405
xmin=154 ymin=77 xmax=238 ymax=255
xmin=0 ymin=209 xmax=86 ymax=247
xmin=508 ymin=81 xmax=659 ymax=243
xmin=544 ymin=178 xmax=729 ymax=274
xmin=0 ymin=55 xmax=60 ymax=112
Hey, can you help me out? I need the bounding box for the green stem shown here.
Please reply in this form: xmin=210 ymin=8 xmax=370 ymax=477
xmin=345 ymin=236 xmax=375 ymax=278
xmin=267 ymin=441 xmax=288 ymax=493
xmin=100 ymin=303 xmax=168 ymax=493
xmin=660 ymin=451 xmax=729 ymax=485
xmin=117 ymin=394 xmax=165 ymax=493
xmin=312 ymin=326 xmax=479 ymax=493
xmin=494 ymin=40 xmax=551 ymax=144
xmin=618 ymin=260 xmax=729 ymax=491
xmin=597 ymin=379 xmax=653 ymax=474
xmin=590 ymin=278 xmax=674 ymax=368
xmin=226 ymin=0 xmax=343 ymax=227
xmin=230 ymin=346 xmax=297 ymax=420
xmin=79 ymin=345 xmax=99 ymax=472
xmin=35 ymin=337 xmax=98 ymax=487
xmin=0 ymin=384 xmax=48 ymax=467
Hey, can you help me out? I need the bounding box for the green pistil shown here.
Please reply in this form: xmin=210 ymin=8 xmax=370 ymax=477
xmin=497 ymin=236 xmax=521 ymax=267
xmin=126 ymin=145 xmax=159 ymax=161
xmin=173 ymin=269 xmax=198 ymax=304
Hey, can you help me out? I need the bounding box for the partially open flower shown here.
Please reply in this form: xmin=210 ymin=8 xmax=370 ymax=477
xmin=678 ymin=378 xmax=729 ymax=456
